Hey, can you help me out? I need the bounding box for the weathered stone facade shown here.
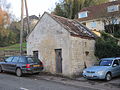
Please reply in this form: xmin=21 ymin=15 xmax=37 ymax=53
xmin=70 ymin=36 xmax=96 ymax=75
xmin=27 ymin=12 xmax=96 ymax=76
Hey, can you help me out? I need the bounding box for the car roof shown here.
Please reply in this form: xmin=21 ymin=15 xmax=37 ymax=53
xmin=101 ymin=57 xmax=120 ymax=60
xmin=9 ymin=56 xmax=33 ymax=58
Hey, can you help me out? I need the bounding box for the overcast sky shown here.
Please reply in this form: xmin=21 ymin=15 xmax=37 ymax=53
xmin=6 ymin=0 xmax=59 ymax=19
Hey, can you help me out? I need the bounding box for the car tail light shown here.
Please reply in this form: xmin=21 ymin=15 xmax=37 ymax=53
xmin=26 ymin=64 xmax=31 ymax=68
xmin=40 ymin=62 xmax=43 ymax=67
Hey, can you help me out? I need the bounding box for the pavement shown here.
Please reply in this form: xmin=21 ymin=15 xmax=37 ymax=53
xmin=29 ymin=72 xmax=120 ymax=90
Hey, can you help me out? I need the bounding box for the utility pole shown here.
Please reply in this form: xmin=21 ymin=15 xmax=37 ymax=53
xmin=20 ymin=0 xmax=24 ymax=55
xmin=25 ymin=0 xmax=30 ymax=34
xmin=20 ymin=0 xmax=30 ymax=55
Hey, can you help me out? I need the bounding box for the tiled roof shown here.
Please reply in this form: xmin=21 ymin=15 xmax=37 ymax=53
xmin=48 ymin=13 xmax=97 ymax=39
xmin=78 ymin=1 xmax=120 ymax=21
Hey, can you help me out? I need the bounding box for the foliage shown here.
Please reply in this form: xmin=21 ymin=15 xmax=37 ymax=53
xmin=95 ymin=32 xmax=120 ymax=59
xmin=0 ymin=27 xmax=18 ymax=47
xmin=53 ymin=0 xmax=108 ymax=19
xmin=0 ymin=43 xmax=26 ymax=50
xmin=105 ymin=24 xmax=120 ymax=38
xmin=53 ymin=3 xmax=67 ymax=18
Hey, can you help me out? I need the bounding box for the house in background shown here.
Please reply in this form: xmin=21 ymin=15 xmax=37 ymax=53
xmin=78 ymin=0 xmax=120 ymax=32
xmin=27 ymin=12 xmax=97 ymax=77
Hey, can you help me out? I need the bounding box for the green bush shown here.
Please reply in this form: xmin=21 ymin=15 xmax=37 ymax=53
xmin=0 ymin=28 xmax=18 ymax=47
xmin=95 ymin=32 xmax=120 ymax=59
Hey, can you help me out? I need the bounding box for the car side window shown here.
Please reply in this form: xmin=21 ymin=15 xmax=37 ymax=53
xmin=117 ymin=59 xmax=120 ymax=65
xmin=113 ymin=60 xmax=119 ymax=66
xmin=11 ymin=57 xmax=19 ymax=63
xmin=18 ymin=57 xmax=26 ymax=63
xmin=5 ymin=57 xmax=13 ymax=62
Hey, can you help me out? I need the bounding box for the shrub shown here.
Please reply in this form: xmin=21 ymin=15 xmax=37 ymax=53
xmin=95 ymin=32 xmax=120 ymax=59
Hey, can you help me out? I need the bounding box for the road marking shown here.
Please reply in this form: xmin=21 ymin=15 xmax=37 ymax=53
xmin=20 ymin=87 xmax=29 ymax=90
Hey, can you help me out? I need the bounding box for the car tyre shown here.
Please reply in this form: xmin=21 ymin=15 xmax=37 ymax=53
xmin=0 ymin=66 xmax=2 ymax=73
xmin=16 ymin=68 xmax=22 ymax=77
xmin=105 ymin=73 xmax=112 ymax=81
xmin=35 ymin=72 xmax=40 ymax=75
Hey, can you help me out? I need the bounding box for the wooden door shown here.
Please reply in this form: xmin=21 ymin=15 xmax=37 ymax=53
xmin=55 ymin=49 xmax=62 ymax=73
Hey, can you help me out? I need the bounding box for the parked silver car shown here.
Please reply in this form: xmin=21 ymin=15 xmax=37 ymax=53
xmin=83 ymin=57 xmax=120 ymax=81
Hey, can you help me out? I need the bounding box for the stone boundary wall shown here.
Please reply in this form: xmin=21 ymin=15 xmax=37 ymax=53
xmin=0 ymin=50 xmax=26 ymax=61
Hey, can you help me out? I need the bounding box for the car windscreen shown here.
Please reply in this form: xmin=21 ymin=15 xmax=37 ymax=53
xmin=99 ymin=60 xmax=113 ymax=66
xmin=27 ymin=57 xmax=40 ymax=63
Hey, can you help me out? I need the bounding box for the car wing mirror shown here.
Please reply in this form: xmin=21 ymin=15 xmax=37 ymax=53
xmin=113 ymin=64 xmax=117 ymax=67
xmin=4 ymin=59 xmax=7 ymax=62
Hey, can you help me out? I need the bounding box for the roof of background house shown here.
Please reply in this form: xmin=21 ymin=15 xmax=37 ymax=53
xmin=78 ymin=1 xmax=120 ymax=22
xmin=27 ymin=12 xmax=97 ymax=39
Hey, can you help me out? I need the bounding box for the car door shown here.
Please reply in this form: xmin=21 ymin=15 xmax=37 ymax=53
xmin=111 ymin=59 xmax=120 ymax=77
xmin=2 ymin=57 xmax=13 ymax=71
xmin=10 ymin=56 xmax=19 ymax=72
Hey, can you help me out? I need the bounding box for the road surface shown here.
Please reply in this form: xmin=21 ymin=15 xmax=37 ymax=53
xmin=0 ymin=72 xmax=97 ymax=90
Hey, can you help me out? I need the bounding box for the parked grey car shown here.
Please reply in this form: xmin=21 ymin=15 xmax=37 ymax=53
xmin=0 ymin=56 xmax=43 ymax=77
xmin=83 ymin=57 xmax=120 ymax=81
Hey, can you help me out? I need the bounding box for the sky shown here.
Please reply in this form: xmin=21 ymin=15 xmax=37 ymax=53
xmin=6 ymin=0 xmax=59 ymax=19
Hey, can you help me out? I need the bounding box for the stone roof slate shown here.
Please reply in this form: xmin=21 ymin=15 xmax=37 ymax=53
xmin=49 ymin=13 xmax=96 ymax=39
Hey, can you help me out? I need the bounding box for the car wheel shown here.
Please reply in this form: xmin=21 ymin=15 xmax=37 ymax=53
xmin=105 ymin=73 xmax=112 ymax=81
xmin=0 ymin=66 xmax=2 ymax=73
xmin=16 ymin=68 xmax=22 ymax=77
xmin=35 ymin=72 xmax=40 ymax=75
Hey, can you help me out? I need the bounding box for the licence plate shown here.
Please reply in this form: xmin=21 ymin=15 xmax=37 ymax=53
xmin=33 ymin=65 xmax=40 ymax=67
xmin=87 ymin=75 xmax=93 ymax=77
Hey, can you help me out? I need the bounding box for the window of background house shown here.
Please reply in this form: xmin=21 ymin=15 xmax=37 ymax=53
xmin=91 ymin=22 xmax=97 ymax=28
xmin=107 ymin=5 xmax=119 ymax=12
xmin=78 ymin=11 xmax=88 ymax=18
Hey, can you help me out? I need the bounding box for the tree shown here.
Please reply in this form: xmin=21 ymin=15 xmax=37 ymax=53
xmin=0 ymin=0 xmax=11 ymax=28
xmin=53 ymin=3 xmax=67 ymax=18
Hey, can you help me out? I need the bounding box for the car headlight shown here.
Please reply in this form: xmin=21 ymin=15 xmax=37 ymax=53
xmin=83 ymin=70 xmax=86 ymax=73
xmin=97 ymin=71 xmax=104 ymax=75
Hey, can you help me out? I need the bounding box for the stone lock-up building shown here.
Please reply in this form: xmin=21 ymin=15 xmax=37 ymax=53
xmin=27 ymin=12 xmax=97 ymax=76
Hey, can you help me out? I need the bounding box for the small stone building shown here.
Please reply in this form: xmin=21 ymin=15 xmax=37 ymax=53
xmin=27 ymin=12 xmax=97 ymax=76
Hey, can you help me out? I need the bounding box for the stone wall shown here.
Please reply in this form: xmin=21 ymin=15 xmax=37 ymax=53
xmin=27 ymin=13 xmax=71 ymax=76
xmin=70 ymin=36 xmax=96 ymax=76
xmin=0 ymin=50 xmax=26 ymax=61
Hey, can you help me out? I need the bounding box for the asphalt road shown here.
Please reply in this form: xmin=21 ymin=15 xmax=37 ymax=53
xmin=0 ymin=72 xmax=97 ymax=90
